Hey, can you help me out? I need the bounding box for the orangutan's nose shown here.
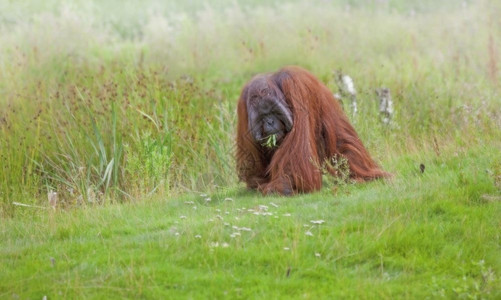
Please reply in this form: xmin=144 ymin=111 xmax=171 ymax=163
xmin=263 ymin=118 xmax=276 ymax=134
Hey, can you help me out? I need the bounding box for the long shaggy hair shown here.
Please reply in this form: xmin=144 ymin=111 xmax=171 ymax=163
xmin=236 ymin=66 xmax=389 ymax=195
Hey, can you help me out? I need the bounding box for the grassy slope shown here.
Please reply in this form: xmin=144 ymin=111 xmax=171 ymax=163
xmin=1 ymin=0 xmax=501 ymax=298
xmin=2 ymin=145 xmax=500 ymax=299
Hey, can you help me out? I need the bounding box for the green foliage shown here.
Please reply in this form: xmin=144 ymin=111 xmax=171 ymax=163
xmin=322 ymin=154 xmax=352 ymax=190
xmin=261 ymin=134 xmax=277 ymax=149
xmin=1 ymin=148 xmax=500 ymax=298
xmin=1 ymin=0 xmax=500 ymax=213
xmin=124 ymin=132 xmax=173 ymax=194
xmin=0 ymin=1 xmax=500 ymax=296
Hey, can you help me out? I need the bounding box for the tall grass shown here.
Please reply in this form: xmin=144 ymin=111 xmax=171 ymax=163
xmin=0 ymin=0 xmax=500 ymax=215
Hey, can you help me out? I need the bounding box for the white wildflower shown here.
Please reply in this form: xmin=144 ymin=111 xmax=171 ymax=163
xmin=230 ymin=232 xmax=241 ymax=238
xmin=258 ymin=205 xmax=269 ymax=211
xmin=310 ymin=220 xmax=325 ymax=225
xmin=342 ymin=75 xmax=356 ymax=95
xmin=232 ymin=226 xmax=252 ymax=232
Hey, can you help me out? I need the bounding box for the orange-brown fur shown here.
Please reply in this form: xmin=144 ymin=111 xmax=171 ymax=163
xmin=236 ymin=66 xmax=390 ymax=195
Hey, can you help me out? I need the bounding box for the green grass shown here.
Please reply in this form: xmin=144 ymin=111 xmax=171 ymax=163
xmin=1 ymin=0 xmax=501 ymax=298
xmin=2 ymin=146 xmax=500 ymax=298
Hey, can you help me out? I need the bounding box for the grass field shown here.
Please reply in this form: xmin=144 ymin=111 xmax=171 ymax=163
xmin=1 ymin=0 xmax=500 ymax=298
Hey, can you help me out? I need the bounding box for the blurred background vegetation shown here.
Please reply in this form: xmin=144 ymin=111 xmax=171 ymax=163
xmin=0 ymin=0 xmax=500 ymax=215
